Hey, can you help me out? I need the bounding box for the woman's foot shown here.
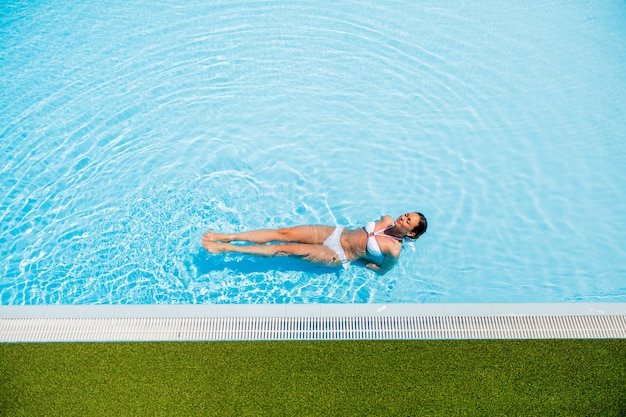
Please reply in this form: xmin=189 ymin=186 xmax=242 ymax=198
xmin=202 ymin=240 xmax=229 ymax=253
xmin=202 ymin=231 xmax=224 ymax=243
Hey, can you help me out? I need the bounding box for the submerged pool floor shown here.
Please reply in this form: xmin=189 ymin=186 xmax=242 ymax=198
xmin=2 ymin=1 xmax=626 ymax=307
xmin=2 ymin=303 xmax=624 ymax=342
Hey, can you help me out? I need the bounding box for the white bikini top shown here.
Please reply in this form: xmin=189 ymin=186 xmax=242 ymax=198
xmin=364 ymin=221 xmax=403 ymax=262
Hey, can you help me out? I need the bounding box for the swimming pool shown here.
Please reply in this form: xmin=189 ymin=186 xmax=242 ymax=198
xmin=2 ymin=0 xmax=626 ymax=308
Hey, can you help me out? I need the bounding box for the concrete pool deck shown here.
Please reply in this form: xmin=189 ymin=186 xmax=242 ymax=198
xmin=1 ymin=303 xmax=625 ymax=342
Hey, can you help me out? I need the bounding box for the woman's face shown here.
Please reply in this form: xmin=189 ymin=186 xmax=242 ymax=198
xmin=395 ymin=212 xmax=421 ymax=236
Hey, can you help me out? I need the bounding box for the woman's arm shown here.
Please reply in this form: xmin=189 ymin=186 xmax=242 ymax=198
xmin=366 ymin=234 xmax=403 ymax=274
xmin=364 ymin=215 xmax=400 ymax=274
xmin=364 ymin=252 xmax=399 ymax=274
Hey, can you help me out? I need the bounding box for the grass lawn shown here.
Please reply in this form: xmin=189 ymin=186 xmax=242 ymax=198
xmin=1 ymin=339 xmax=624 ymax=416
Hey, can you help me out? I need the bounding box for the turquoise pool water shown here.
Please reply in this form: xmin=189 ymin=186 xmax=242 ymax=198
xmin=1 ymin=1 xmax=625 ymax=305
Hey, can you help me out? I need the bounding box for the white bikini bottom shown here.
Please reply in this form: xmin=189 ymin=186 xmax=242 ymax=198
xmin=322 ymin=226 xmax=350 ymax=270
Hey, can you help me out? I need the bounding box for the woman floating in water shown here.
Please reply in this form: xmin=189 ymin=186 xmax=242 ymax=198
xmin=202 ymin=212 xmax=427 ymax=274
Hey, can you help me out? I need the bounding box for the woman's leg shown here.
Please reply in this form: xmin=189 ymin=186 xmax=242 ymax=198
xmin=202 ymin=225 xmax=335 ymax=245
xmin=203 ymin=241 xmax=343 ymax=267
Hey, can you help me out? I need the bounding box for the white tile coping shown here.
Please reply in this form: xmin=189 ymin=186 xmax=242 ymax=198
xmin=2 ymin=303 xmax=624 ymax=342
xmin=1 ymin=302 xmax=626 ymax=319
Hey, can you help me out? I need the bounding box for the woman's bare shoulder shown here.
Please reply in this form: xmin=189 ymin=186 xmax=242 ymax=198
xmin=379 ymin=215 xmax=394 ymax=226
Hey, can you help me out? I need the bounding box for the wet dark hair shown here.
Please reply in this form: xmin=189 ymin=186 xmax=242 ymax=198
xmin=407 ymin=212 xmax=427 ymax=240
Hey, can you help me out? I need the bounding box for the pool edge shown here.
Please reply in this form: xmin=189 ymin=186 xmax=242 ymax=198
xmin=1 ymin=302 xmax=626 ymax=318
xmin=1 ymin=303 xmax=625 ymax=342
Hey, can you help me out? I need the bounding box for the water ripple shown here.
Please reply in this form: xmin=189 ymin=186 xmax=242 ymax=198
xmin=2 ymin=0 xmax=625 ymax=304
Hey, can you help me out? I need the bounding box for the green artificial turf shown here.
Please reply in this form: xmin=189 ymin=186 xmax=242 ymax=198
xmin=1 ymin=340 xmax=624 ymax=416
